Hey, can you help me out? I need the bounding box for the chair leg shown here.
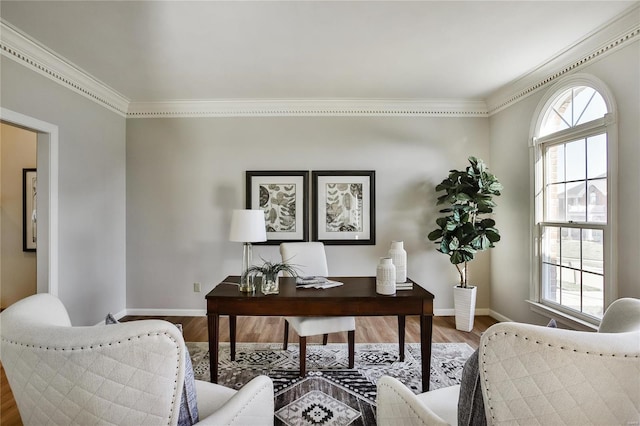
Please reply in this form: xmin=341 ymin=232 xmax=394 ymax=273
xmin=398 ymin=315 xmax=406 ymax=362
xmin=323 ymin=333 xmax=329 ymax=345
xmin=299 ymin=336 xmax=307 ymax=377
xmin=283 ymin=320 xmax=289 ymax=350
xmin=348 ymin=330 xmax=355 ymax=369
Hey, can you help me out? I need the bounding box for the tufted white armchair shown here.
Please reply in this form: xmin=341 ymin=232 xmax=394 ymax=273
xmin=377 ymin=298 xmax=640 ymax=425
xmin=0 ymin=293 xmax=274 ymax=426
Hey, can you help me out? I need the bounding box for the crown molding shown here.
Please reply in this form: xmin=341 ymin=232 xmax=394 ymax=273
xmin=0 ymin=20 xmax=130 ymax=117
xmin=126 ymin=99 xmax=488 ymax=118
xmin=487 ymin=4 xmax=640 ymax=116
xmin=2 ymin=4 xmax=638 ymax=120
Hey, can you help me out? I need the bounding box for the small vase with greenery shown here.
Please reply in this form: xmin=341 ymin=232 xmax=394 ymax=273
xmin=427 ymin=156 xmax=502 ymax=331
xmin=243 ymin=260 xmax=299 ymax=295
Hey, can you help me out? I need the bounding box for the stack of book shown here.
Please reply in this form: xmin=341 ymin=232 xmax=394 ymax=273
xmin=395 ymin=281 xmax=414 ymax=291
xmin=295 ymin=276 xmax=343 ymax=289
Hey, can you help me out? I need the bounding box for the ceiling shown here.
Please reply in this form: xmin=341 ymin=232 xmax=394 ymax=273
xmin=0 ymin=1 xmax=637 ymax=104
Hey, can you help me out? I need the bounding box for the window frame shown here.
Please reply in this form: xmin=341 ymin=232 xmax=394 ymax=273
xmin=529 ymin=74 xmax=617 ymax=328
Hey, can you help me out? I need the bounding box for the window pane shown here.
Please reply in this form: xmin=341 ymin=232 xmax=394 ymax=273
xmin=560 ymin=228 xmax=581 ymax=272
xmin=542 ymin=263 xmax=560 ymax=303
xmin=565 ymin=139 xmax=586 ymax=181
xmin=587 ymin=134 xmax=607 ymax=179
xmin=575 ymin=90 xmax=607 ymax=126
xmin=553 ymin=88 xmax=573 ymax=128
xmin=546 ymin=144 xmax=565 ymax=184
xmin=566 ymin=181 xmax=586 ymax=222
xmin=582 ymin=272 xmax=604 ymax=318
xmin=546 ymin=183 xmax=566 ymax=221
xmin=540 ymin=88 xmax=572 ymax=136
xmin=582 ymin=229 xmax=603 ymax=275
xmin=572 ymin=87 xmax=595 ymax=126
xmin=540 ymin=86 xmax=607 ymax=136
xmin=586 ymin=179 xmax=606 ymax=223
xmin=542 ymin=226 xmax=560 ymax=265
xmin=560 ymin=266 xmax=581 ymax=312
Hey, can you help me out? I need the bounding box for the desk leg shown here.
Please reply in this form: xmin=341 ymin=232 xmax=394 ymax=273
xmin=208 ymin=313 xmax=219 ymax=383
xmin=398 ymin=315 xmax=406 ymax=362
xmin=420 ymin=313 xmax=433 ymax=392
xmin=229 ymin=315 xmax=237 ymax=361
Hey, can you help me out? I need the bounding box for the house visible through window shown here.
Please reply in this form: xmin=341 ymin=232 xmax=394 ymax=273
xmin=534 ymin=83 xmax=613 ymax=323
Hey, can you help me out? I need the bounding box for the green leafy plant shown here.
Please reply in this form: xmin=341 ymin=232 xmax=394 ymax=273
xmin=243 ymin=259 xmax=299 ymax=283
xmin=427 ymin=156 xmax=503 ymax=288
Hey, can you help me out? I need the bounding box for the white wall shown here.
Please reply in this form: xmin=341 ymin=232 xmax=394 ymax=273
xmin=0 ymin=57 xmax=128 ymax=325
xmin=126 ymin=116 xmax=492 ymax=313
xmin=4 ymin=22 xmax=635 ymax=326
xmin=0 ymin=123 xmax=37 ymax=309
xmin=489 ymin=40 xmax=640 ymax=324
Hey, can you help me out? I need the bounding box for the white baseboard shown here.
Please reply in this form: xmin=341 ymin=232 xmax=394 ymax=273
xmin=434 ymin=308 xmax=491 ymax=317
xmin=124 ymin=307 xmax=503 ymax=320
xmin=113 ymin=308 xmax=128 ymax=320
xmin=488 ymin=309 xmax=512 ymax=323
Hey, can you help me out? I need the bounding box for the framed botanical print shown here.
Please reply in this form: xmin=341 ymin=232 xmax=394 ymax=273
xmin=246 ymin=171 xmax=309 ymax=245
xmin=312 ymin=170 xmax=375 ymax=245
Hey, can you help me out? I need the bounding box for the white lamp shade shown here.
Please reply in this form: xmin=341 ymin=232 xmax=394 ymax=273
xmin=229 ymin=209 xmax=267 ymax=242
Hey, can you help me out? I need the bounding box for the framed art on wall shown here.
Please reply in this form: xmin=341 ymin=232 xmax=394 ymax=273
xmin=312 ymin=170 xmax=375 ymax=245
xmin=246 ymin=171 xmax=309 ymax=245
xmin=23 ymin=168 xmax=37 ymax=252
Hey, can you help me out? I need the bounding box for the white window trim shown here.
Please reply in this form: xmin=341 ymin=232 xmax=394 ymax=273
xmin=528 ymin=73 xmax=618 ymax=327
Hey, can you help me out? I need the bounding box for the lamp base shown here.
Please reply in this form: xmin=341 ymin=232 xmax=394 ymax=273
xmin=239 ymin=242 xmax=255 ymax=293
xmin=239 ymin=276 xmax=255 ymax=293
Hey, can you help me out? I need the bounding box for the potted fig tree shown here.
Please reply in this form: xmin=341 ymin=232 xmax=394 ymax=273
xmin=427 ymin=156 xmax=502 ymax=331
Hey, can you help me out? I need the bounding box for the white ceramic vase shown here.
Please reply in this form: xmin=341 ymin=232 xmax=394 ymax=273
xmin=376 ymin=257 xmax=396 ymax=295
xmin=388 ymin=241 xmax=407 ymax=283
xmin=453 ymin=285 xmax=477 ymax=332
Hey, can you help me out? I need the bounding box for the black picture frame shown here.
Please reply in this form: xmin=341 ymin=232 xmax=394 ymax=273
xmin=246 ymin=171 xmax=309 ymax=245
xmin=23 ymin=168 xmax=37 ymax=252
xmin=312 ymin=170 xmax=375 ymax=245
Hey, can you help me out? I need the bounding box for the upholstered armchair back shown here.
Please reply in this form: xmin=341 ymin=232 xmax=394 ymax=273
xmin=598 ymin=297 xmax=640 ymax=333
xmin=377 ymin=298 xmax=640 ymax=426
xmin=1 ymin=294 xmax=187 ymax=426
xmin=480 ymin=298 xmax=640 ymax=425
xmin=480 ymin=322 xmax=640 ymax=425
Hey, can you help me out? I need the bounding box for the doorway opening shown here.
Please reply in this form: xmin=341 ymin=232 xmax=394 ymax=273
xmin=0 ymin=108 xmax=59 ymax=302
xmin=1 ymin=123 xmax=37 ymax=309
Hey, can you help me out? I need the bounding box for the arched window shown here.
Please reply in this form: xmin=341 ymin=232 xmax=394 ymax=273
xmin=539 ymin=86 xmax=607 ymax=137
xmin=531 ymin=75 xmax=616 ymax=325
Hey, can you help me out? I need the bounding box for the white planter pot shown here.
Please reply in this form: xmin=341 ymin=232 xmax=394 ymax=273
xmin=453 ymin=286 xmax=477 ymax=332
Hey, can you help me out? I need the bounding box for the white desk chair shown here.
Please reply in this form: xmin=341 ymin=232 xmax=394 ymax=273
xmin=280 ymin=242 xmax=356 ymax=376
xmin=0 ymin=294 xmax=275 ymax=426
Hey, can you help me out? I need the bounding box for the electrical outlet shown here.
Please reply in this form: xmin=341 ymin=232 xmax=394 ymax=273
xmin=193 ymin=282 xmax=201 ymax=292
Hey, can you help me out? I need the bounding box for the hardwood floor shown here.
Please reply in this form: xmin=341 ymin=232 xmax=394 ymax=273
xmin=0 ymin=315 xmax=497 ymax=426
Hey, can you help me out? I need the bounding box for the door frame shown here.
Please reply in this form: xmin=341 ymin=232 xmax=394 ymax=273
xmin=1 ymin=108 xmax=58 ymax=296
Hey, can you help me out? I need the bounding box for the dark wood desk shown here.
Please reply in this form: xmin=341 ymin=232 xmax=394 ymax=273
xmin=206 ymin=275 xmax=435 ymax=391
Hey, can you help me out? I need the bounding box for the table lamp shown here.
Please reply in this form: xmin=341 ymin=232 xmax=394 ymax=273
xmin=229 ymin=209 xmax=267 ymax=292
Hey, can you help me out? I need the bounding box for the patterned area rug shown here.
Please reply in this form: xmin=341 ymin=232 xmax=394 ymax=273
xmin=188 ymin=342 xmax=473 ymax=426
